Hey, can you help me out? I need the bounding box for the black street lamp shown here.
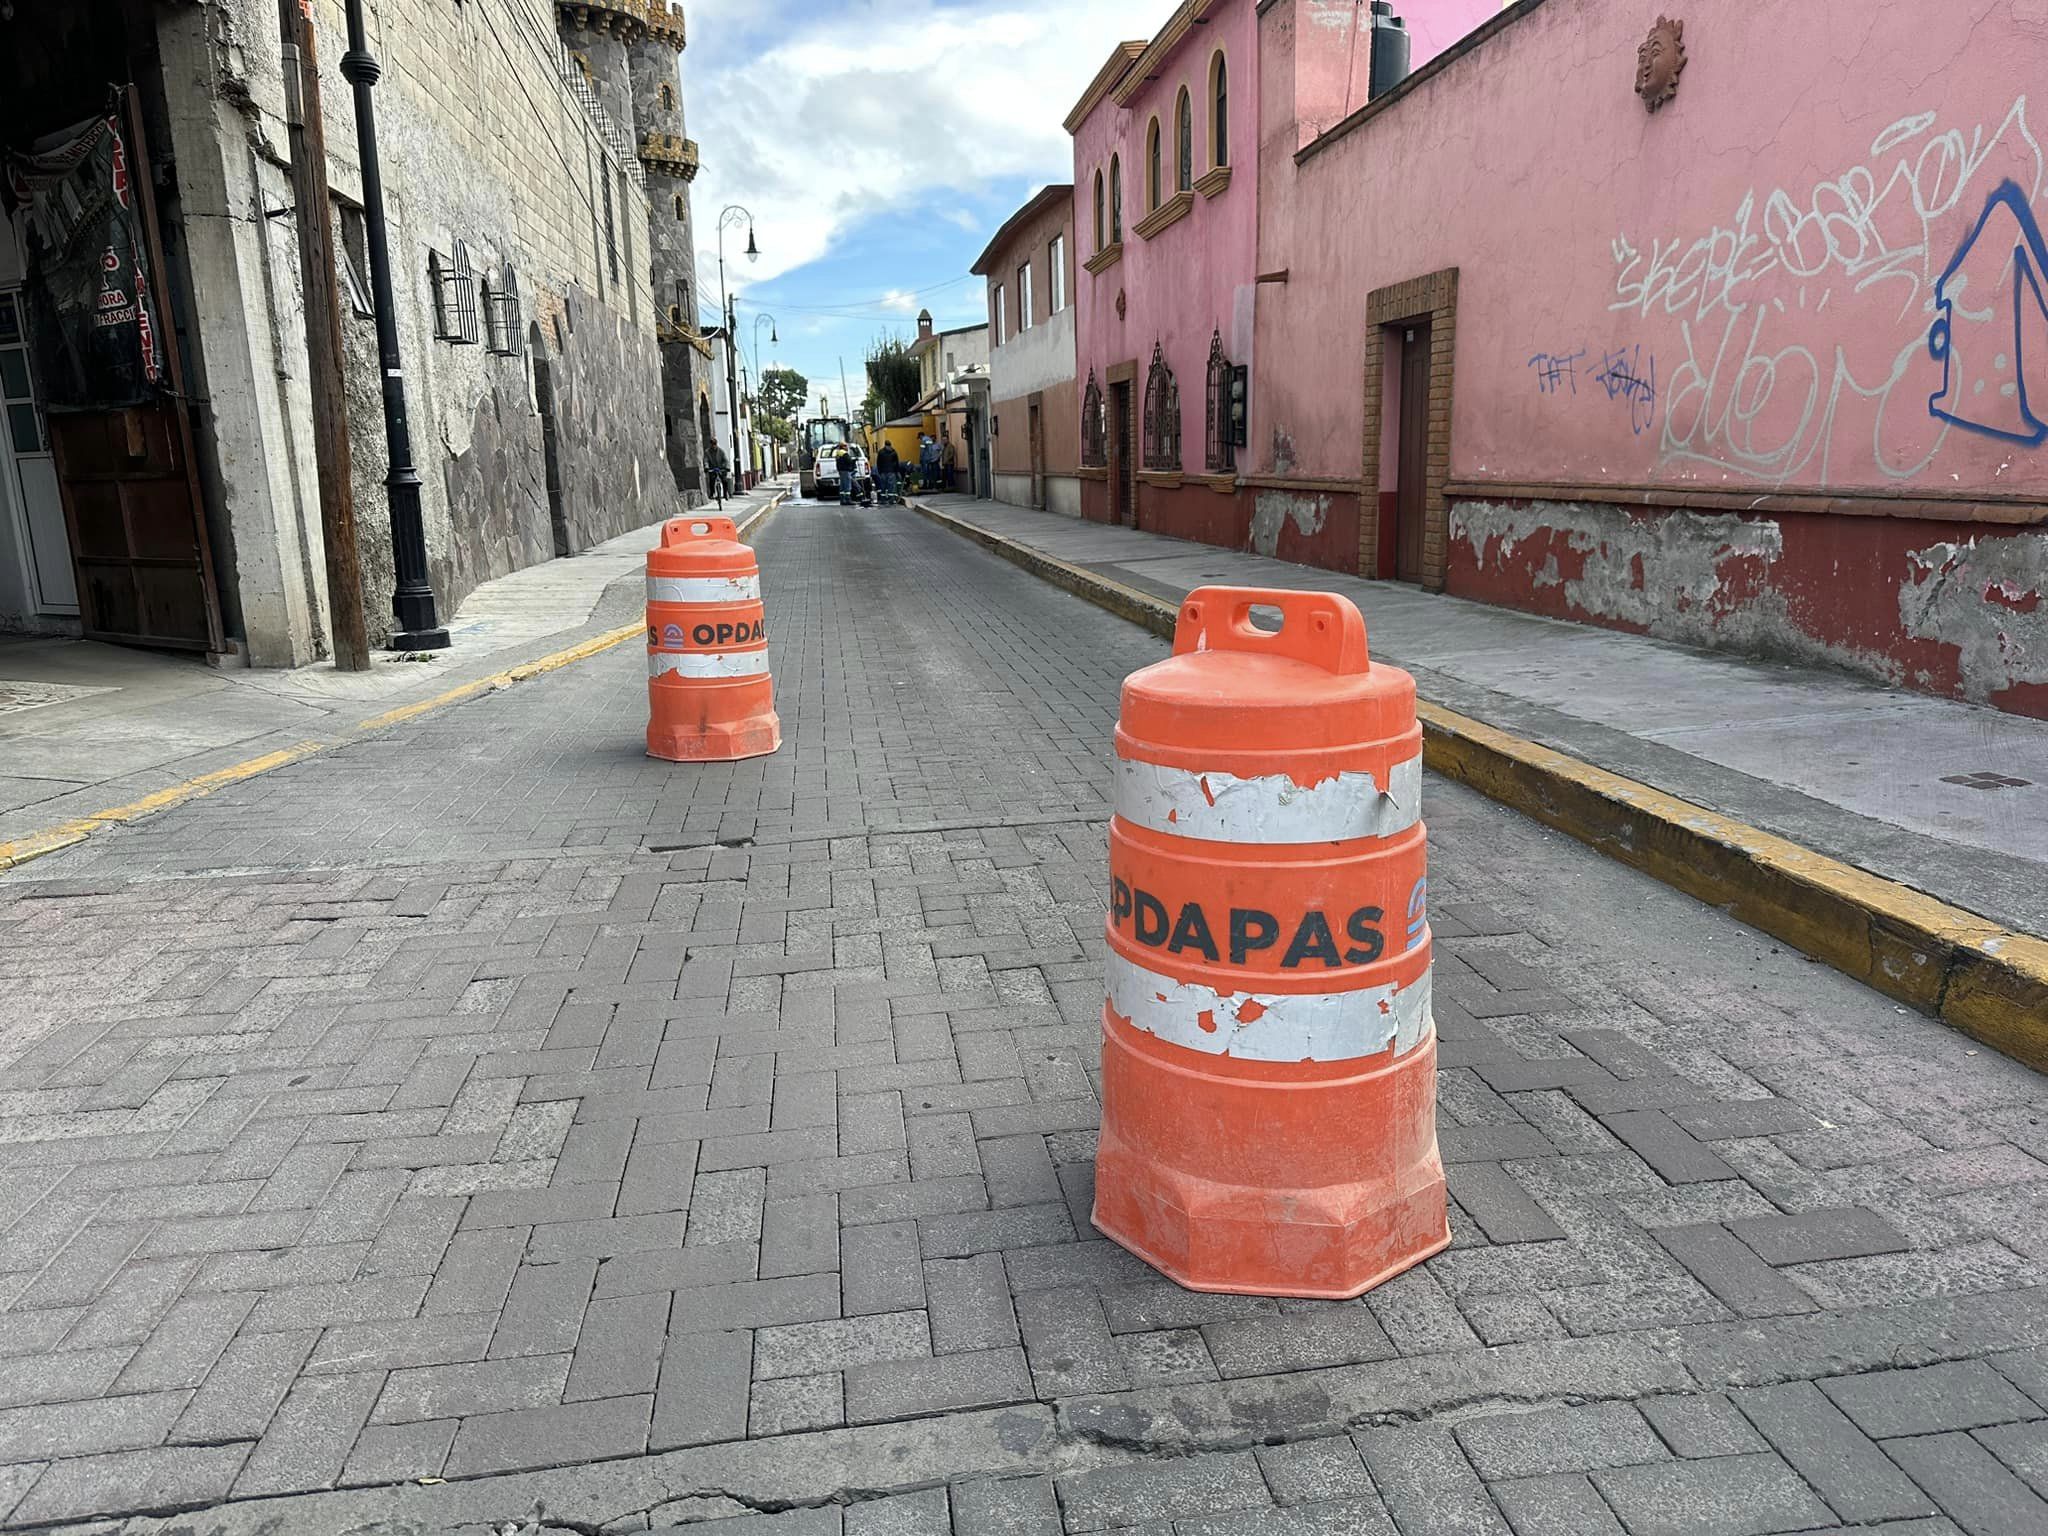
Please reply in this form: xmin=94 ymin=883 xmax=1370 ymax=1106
xmin=715 ymin=204 xmax=756 ymax=491
xmin=340 ymin=0 xmax=449 ymax=650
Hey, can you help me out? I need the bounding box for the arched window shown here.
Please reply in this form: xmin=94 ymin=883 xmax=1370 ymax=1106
xmin=673 ymin=193 xmax=685 ymax=221
xmin=1204 ymin=330 xmax=1235 ymax=472
xmin=1143 ymin=342 xmax=1180 ymax=470
xmin=1082 ymin=370 xmax=1106 ymax=467
xmin=1093 ymin=170 xmax=1105 ymax=250
xmin=1211 ymin=52 xmax=1229 ymax=168
xmin=1109 ymin=156 xmax=1122 ymax=241
xmin=1175 ymin=88 xmax=1192 ymax=194
xmin=1145 ymin=117 xmax=1161 ymax=211
xmin=658 ymin=81 xmax=675 ymax=110
xmin=668 ymin=303 xmax=682 ymax=328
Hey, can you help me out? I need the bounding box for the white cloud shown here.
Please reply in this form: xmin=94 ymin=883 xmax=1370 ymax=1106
xmin=875 ymin=289 xmax=920 ymax=315
xmin=681 ymin=0 xmax=1162 ymax=297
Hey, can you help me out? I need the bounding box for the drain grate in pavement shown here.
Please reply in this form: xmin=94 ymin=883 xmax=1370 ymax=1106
xmin=1941 ymin=771 xmax=2034 ymax=790
xmin=0 ymin=679 xmax=116 ymax=715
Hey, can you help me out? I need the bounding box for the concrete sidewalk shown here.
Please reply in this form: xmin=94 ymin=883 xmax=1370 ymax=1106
xmin=910 ymin=495 xmax=2048 ymax=941
xmin=0 ymin=478 xmax=788 ymax=851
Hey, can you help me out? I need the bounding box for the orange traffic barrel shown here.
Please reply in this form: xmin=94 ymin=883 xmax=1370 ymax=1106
xmin=645 ymin=515 xmax=781 ymax=762
xmin=1094 ymin=586 xmax=1447 ymax=1298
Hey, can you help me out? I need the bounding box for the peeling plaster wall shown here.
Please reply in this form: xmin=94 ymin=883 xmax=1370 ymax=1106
xmin=1249 ymin=488 xmax=1331 ymax=558
xmin=1448 ymin=496 xmax=2048 ymax=716
xmin=1901 ymin=534 xmax=2048 ymax=704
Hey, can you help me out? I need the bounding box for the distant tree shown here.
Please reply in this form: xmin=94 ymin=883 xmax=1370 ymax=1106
xmin=865 ymin=335 xmax=922 ymax=422
xmin=752 ymin=366 xmax=807 ymax=443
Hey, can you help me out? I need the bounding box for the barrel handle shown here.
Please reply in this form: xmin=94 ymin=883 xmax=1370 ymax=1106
xmin=1171 ymin=586 xmax=1370 ymax=675
xmin=661 ymin=515 xmax=739 ymax=546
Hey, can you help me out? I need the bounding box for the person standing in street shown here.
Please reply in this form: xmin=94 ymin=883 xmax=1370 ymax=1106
xmin=942 ymin=435 xmax=958 ymax=493
xmin=834 ymin=441 xmax=856 ymax=505
xmin=876 ymin=440 xmax=900 ymax=503
xmin=919 ymin=434 xmax=939 ymax=492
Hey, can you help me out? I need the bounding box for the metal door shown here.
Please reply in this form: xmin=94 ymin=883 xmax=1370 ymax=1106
xmin=1110 ymin=381 xmax=1133 ymax=526
xmin=1028 ymin=399 xmax=1044 ymax=508
xmin=0 ymin=287 xmax=74 ymax=613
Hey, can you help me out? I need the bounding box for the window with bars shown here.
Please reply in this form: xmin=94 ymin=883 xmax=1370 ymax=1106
xmin=429 ymin=242 xmax=479 ymax=343
xmin=1176 ymin=88 xmax=1193 ymax=194
xmin=1143 ymin=342 xmax=1179 ymax=471
xmin=1081 ymin=370 xmax=1106 ymax=467
xmin=1204 ymin=329 xmax=1234 ymax=471
xmin=485 ymin=267 xmax=521 ymax=356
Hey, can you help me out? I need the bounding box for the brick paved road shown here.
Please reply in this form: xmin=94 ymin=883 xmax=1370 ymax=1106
xmin=2 ymin=504 xmax=2046 ymax=1533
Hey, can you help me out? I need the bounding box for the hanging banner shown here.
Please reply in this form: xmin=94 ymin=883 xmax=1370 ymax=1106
xmin=2 ymin=89 xmax=164 ymax=412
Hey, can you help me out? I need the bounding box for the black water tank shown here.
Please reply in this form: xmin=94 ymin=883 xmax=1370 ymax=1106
xmin=1368 ymin=0 xmax=1411 ymax=99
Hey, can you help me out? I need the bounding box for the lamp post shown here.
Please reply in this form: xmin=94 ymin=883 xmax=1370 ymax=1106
xmin=715 ymin=205 xmax=756 ymax=491
xmin=339 ymin=0 xmax=448 ymax=650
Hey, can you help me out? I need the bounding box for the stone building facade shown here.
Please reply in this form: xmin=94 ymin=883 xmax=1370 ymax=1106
xmin=0 ymin=0 xmax=702 ymax=666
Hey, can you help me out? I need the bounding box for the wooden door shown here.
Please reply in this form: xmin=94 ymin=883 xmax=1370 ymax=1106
xmin=41 ymin=91 xmax=223 ymax=651
xmin=1394 ymin=320 xmax=1431 ymax=584
xmin=51 ymin=403 xmax=219 ymax=648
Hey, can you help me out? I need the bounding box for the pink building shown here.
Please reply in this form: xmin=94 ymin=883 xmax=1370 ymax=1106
xmin=1070 ymin=0 xmax=2048 ymax=719
xmin=1268 ymin=0 xmax=2044 ymax=718
xmin=1068 ymin=0 xmax=1498 ymax=563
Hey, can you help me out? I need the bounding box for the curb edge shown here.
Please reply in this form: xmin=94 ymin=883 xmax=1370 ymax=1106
xmin=908 ymin=497 xmax=2048 ymax=1068
xmin=0 ymin=491 xmax=789 ymax=876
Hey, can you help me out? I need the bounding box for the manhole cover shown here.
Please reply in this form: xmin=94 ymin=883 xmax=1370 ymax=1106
xmin=0 ymin=680 xmax=116 ymax=716
xmin=1940 ymin=771 xmax=2034 ymax=791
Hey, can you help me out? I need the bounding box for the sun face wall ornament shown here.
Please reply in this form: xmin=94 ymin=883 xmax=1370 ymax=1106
xmin=1116 ymin=288 xmax=1128 ymax=322
xmin=1635 ymin=16 xmax=1686 ymax=113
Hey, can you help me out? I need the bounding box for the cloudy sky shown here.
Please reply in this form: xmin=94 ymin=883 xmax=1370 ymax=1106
xmin=679 ymin=0 xmax=1166 ymax=418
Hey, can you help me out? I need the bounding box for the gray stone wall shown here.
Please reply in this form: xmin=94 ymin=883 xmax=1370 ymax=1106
xmin=307 ymin=0 xmax=675 ymax=637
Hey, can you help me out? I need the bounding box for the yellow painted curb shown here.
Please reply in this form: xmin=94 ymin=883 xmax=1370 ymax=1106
xmin=0 ymin=493 xmax=788 ymax=877
xmin=910 ymin=498 xmax=2048 ymax=1067
xmin=0 ymin=741 xmax=326 ymax=873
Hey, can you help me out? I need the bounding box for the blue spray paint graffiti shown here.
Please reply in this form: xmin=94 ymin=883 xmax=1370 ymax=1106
xmin=1592 ymin=346 xmax=1659 ymax=435
xmin=1929 ymin=178 xmax=2048 ymax=446
xmin=1531 ymin=344 xmax=1657 ymax=433
xmin=1528 ymin=350 xmax=1585 ymax=395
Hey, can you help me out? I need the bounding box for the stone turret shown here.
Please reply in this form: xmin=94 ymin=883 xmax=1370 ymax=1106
xmin=558 ymin=0 xmax=707 ymax=498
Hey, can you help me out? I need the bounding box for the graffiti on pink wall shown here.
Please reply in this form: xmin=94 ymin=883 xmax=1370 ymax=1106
xmin=1607 ymin=96 xmax=2045 ymax=486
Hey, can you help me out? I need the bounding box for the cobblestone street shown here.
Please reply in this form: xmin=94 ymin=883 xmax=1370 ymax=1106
xmin=2 ymin=503 xmax=2046 ymax=1534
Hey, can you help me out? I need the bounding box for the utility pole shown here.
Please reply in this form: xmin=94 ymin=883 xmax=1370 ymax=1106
xmin=725 ymin=290 xmax=742 ymax=489
xmin=279 ymin=0 xmax=369 ymax=670
xmin=838 ymin=355 xmax=852 ymax=425
xmin=340 ymin=0 xmax=449 ymax=651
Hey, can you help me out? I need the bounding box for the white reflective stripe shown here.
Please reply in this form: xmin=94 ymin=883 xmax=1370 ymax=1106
xmin=648 ymin=650 xmax=770 ymax=679
xmin=646 ymin=574 xmax=761 ymax=603
xmin=1113 ymin=754 xmax=1421 ymax=843
xmin=1107 ymin=952 xmax=1432 ymax=1062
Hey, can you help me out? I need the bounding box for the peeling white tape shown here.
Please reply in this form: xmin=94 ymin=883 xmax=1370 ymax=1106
xmin=648 ymin=650 xmax=770 ymax=679
xmin=647 ymin=575 xmax=761 ymax=603
xmin=1114 ymin=755 xmax=1421 ymax=843
xmin=1107 ymin=952 xmax=1432 ymax=1062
